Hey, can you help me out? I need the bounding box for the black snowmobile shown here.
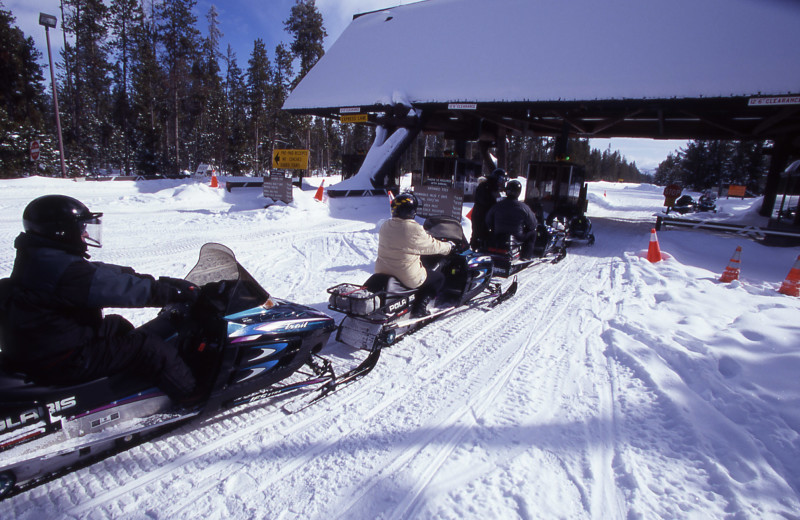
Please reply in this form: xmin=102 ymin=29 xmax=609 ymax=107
xmin=0 ymin=243 xmax=338 ymax=499
xmin=564 ymin=214 xmax=596 ymax=246
xmin=696 ymin=192 xmax=717 ymax=213
xmin=327 ymin=216 xmax=509 ymax=353
xmin=669 ymin=194 xmax=697 ymax=214
xmin=482 ymin=222 xmax=568 ymax=278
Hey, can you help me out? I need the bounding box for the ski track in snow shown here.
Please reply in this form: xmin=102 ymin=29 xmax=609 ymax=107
xmin=2 ymin=180 xmax=800 ymax=519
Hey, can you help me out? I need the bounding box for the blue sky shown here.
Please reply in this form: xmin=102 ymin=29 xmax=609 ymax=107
xmin=6 ymin=0 xmax=684 ymax=170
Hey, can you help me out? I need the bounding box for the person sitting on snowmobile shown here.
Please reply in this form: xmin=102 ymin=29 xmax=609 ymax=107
xmin=485 ymin=179 xmax=539 ymax=260
xmin=0 ymin=195 xmax=199 ymax=403
xmin=375 ymin=192 xmax=453 ymax=317
xmin=470 ymin=168 xmax=507 ymax=250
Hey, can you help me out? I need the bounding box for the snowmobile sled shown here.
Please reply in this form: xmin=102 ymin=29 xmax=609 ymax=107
xmin=565 ymin=215 xmax=596 ymax=246
xmin=669 ymin=195 xmax=696 ymax=214
xmin=327 ymin=216 xmax=509 ymax=352
xmin=0 ymin=243 xmax=336 ymax=499
xmin=483 ymin=223 xmax=567 ymax=278
xmin=696 ymin=192 xmax=717 ymax=213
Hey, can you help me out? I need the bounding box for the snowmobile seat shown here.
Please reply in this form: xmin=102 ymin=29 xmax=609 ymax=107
xmin=364 ymin=274 xmax=416 ymax=298
xmin=487 ymin=234 xmax=521 ymax=256
xmin=0 ymin=368 xmax=154 ymax=410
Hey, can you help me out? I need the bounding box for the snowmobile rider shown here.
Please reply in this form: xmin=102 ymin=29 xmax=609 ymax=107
xmin=0 ymin=195 xmax=199 ymax=403
xmin=375 ymin=192 xmax=454 ymax=317
xmin=485 ymin=179 xmax=539 ymax=260
xmin=470 ymin=168 xmax=507 ymax=250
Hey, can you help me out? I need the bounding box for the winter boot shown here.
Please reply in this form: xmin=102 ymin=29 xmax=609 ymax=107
xmin=412 ymin=295 xmax=434 ymax=318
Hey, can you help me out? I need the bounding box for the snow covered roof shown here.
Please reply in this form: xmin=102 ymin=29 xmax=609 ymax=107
xmin=285 ymin=0 xmax=800 ymax=112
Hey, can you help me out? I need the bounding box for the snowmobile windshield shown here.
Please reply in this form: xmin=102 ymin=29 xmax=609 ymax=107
xmin=423 ymin=216 xmax=467 ymax=243
xmin=185 ymin=243 xmax=270 ymax=316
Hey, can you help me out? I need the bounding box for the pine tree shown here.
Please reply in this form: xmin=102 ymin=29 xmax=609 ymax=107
xmin=224 ymin=45 xmax=249 ymax=174
xmin=156 ymin=0 xmax=200 ymax=175
xmin=130 ymin=2 xmax=166 ymax=175
xmin=62 ymin=0 xmax=114 ymax=174
xmin=283 ymin=0 xmax=326 ymax=85
xmin=186 ymin=5 xmax=226 ymax=171
xmin=0 ymin=4 xmax=49 ymax=177
xmin=246 ymin=39 xmax=272 ymax=175
xmin=108 ymin=0 xmax=144 ymax=174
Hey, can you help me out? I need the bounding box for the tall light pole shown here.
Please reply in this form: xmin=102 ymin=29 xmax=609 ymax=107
xmin=39 ymin=13 xmax=67 ymax=178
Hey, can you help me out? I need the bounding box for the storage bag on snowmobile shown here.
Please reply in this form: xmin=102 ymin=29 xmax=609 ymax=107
xmin=328 ymin=284 xmax=383 ymax=316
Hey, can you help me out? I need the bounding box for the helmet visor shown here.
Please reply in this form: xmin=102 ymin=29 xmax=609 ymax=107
xmin=81 ymin=214 xmax=103 ymax=247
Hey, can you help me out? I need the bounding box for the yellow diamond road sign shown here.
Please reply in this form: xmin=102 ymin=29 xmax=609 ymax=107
xmin=272 ymin=149 xmax=309 ymax=170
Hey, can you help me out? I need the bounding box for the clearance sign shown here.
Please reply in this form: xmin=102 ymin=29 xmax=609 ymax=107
xmin=272 ymin=149 xmax=309 ymax=170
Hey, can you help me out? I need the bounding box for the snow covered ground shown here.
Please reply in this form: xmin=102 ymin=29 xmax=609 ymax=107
xmin=1 ymin=175 xmax=799 ymax=519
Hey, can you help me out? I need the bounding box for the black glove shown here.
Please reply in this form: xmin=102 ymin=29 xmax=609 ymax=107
xmin=157 ymin=277 xmax=200 ymax=305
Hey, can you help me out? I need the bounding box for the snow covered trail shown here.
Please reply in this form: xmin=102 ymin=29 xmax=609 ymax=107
xmin=1 ymin=178 xmax=799 ymax=519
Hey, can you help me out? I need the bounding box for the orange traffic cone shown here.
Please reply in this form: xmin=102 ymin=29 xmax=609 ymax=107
xmin=314 ymin=180 xmax=325 ymax=202
xmin=387 ymin=190 xmax=395 ymax=202
xmin=719 ymin=246 xmax=742 ymax=283
xmin=778 ymin=255 xmax=800 ymax=297
xmin=647 ymin=228 xmax=662 ymax=263
xmin=466 ymin=207 xmax=473 ymax=220
xmin=210 ymin=174 xmax=218 ymax=188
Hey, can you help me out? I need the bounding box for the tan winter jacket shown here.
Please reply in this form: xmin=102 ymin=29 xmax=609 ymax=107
xmin=374 ymin=218 xmax=453 ymax=288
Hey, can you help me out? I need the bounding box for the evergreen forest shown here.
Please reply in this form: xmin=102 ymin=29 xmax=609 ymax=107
xmin=0 ymin=0 xmax=770 ymax=188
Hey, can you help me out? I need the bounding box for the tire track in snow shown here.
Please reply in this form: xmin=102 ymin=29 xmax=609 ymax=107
xmin=319 ymin=255 xmax=608 ymax=519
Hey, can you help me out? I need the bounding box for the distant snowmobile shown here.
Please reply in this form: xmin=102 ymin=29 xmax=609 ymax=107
xmin=327 ymin=216 xmax=511 ymax=353
xmin=564 ymin=215 xmax=596 ymax=246
xmin=0 ymin=243 xmax=339 ymax=499
xmin=696 ymin=191 xmax=718 ymax=213
xmin=667 ymin=193 xmax=717 ymax=215
xmin=482 ymin=222 xmax=568 ymax=278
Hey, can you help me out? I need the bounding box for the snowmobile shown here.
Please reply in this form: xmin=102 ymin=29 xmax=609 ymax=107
xmin=327 ymin=216 xmax=510 ymax=353
xmin=482 ymin=223 xmax=568 ymax=278
xmin=669 ymin=195 xmax=697 ymax=214
xmin=0 ymin=243 xmax=338 ymax=500
xmin=696 ymin=192 xmax=717 ymax=213
xmin=564 ymin=214 xmax=596 ymax=246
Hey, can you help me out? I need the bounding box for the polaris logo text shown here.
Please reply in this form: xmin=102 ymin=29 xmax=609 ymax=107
xmin=0 ymin=396 xmax=77 ymax=432
xmin=388 ymin=294 xmax=415 ymax=313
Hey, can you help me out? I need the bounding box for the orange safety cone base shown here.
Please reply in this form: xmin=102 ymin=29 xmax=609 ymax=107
xmin=719 ymin=268 xmax=740 ymax=283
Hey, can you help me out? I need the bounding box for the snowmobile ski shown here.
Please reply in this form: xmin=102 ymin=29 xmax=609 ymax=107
xmin=282 ymin=347 xmax=383 ymax=414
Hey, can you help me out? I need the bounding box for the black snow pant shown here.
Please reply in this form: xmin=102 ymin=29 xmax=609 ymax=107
xmin=415 ymin=268 xmax=445 ymax=308
xmin=28 ymin=314 xmax=196 ymax=401
xmin=518 ymin=230 xmax=538 ymax=259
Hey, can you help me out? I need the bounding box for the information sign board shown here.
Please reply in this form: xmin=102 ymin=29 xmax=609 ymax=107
xmin=262 ymin=173 xmax=293 ymax=203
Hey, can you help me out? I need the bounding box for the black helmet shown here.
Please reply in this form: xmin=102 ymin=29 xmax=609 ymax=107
xmin=490 ymin=168 xmax=507 ymax=191
xmin=505 ymin=180 xmax=522 ymax=200
xmin=390 ymin=192 xmax=419 ymax=219
xmin=23 ymin=194 xmax=103 ymax=248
